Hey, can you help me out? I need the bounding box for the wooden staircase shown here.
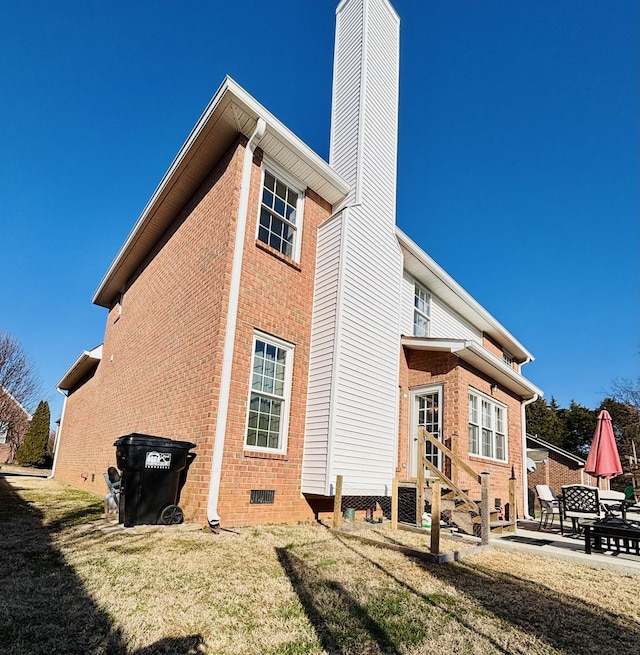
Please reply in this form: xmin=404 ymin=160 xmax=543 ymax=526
xmin=424 ymin=484 xmax=514 ymax=536
xmin=416 ymin=428 xmax=517 ymax=542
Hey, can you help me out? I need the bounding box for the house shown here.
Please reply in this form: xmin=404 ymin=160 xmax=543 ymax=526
xmin=0 ymin=388 xmax=32 ymax=464
xmin=53 ymin=0 xmax=542 ymax=527
xmin=526 ymin=434 xmax=598 ymax=512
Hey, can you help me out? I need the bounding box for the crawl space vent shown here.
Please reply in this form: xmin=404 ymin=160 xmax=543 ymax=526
xmin=250 ymin=489 xmax=275 ymax=504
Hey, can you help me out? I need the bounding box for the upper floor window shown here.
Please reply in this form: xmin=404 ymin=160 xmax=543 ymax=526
xmin=413 ymin=282 xmax=431 ymax=337
xmin=502 ymin=349 xmax=514 ymax=366
xmin=245 ymin=333 xmax=294 ymax=452
xmin=468 ymin=390 xmax=507 ymax=461
xmin=258 ymin=170 xmax=302 ymax=260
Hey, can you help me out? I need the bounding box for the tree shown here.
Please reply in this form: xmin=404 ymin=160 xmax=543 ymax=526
xmin=603 ymin=377 xmax=640 ymax=467
xmin=556 ymin=401 xmax=596 ymax=457
xmin=16 ymin=400 xmax=50 ymax=467
xmin=525 ymin=396 xmax=565 ymax=446
xmin=0 ymin=329 xmax=41 ymax=463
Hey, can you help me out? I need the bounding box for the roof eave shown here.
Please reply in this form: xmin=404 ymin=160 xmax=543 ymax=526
xmin=57 ymin=345 xmax=103 ymax=392
xmin=92 ymin=76 xmax=349 ymax=308
xmin=396 ymin=227 xmax=535 ymax=364
xmin=401 ymin=336 xmax=543 ymax=400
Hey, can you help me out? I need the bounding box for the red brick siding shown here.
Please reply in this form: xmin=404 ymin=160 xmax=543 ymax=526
xmin=55 ymin=139 xmax=332 ymax=527
xmin=399 ymin=347 xmax=525 ymax=516
xmin=55 ymin=138 xmax=244 ymax=516
xmin=215 ymin=153 xmax=331 ymax=526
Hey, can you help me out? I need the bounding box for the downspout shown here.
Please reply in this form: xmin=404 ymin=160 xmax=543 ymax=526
xmin=49 ymin=388 xmax=68 ymax=480
xmin=206 ymin=117 xmax=266 ymax=528
xmin=521 ymin=394 xmax=539 ymax=519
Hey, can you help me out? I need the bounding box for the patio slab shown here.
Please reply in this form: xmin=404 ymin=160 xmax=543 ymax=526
xmin=491 ymin=519 xmax=640 ymax=576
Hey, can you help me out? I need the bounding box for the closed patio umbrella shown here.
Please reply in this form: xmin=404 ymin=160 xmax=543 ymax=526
xmin=584 ymin=409 xmax=623 ymax=483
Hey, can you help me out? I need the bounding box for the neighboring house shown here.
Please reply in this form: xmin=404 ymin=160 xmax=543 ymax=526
xmin=0 ymin=388 xmax=32 ymax=464
xmin=54 ymin=0 xmax=542 ymax=527
xmin=526 ymin=434 xmax=597 ymax=512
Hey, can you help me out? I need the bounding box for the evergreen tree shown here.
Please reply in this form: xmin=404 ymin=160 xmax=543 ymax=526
xmin=557 ymin=401 xmax=596 ymax=457
xmin=15 ymin=400 xmax=50 ymax=467
xmin=525 ymin=397 xmax=565 ymax=446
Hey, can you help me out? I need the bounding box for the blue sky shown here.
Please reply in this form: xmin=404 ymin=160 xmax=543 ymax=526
xmin=1 ymin=0 xmax=638 ymax=423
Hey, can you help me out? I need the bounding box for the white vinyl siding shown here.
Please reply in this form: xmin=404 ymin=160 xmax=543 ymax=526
xmin=303 ymin=215 xmax=343 ymax=494
xmin=468 ymin=389 xmax=507 ymax=462
xmin=304 ymin=0 xmax=401 ymax=496
xmin=401 ymin=271 xmax=481 ymax=341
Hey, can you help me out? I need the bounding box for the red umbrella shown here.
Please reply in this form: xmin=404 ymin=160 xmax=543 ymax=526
xmin=584 ymin=410 xmax=623 ymax=481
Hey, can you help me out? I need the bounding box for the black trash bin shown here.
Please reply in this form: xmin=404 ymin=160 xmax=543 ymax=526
xmin=114 ymin=433 xmax=196 ymax=527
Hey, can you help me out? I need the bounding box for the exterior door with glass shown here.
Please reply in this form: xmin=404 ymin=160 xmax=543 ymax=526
xmin=411 ymin=387 xmax=443 ymax=476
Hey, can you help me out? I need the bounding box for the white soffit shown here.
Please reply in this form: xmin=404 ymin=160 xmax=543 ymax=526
xmin=397 ymin=228 xmax=534 ymax=363
xmin=58 ymin=345 xmax=103 ymax=392
xmin=92 ymin=77 xmax=349 ymax=308
xmin=401 ymin=336 xmax=542 ymax=399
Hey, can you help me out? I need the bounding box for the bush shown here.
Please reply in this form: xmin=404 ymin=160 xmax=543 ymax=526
xmin=15 ymin=401 xmax=50 ymax=468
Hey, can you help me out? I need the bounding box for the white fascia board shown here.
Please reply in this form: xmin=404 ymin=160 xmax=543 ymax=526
xmin=92 ymin=76 xmax=349 ymax=308
xmin=226 ymin=79 xmax=350 ymax=201
xmin=57 ymin=345 xmax=103 ymax=391
xmin=396 ymin=227 xmax=534 ymax=364
xmin=401 ymin=336 xmax=543 ymax=400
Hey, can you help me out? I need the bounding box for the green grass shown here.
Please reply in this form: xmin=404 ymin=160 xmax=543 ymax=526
xmin=1 ymin=474 xmax=640 ymax=654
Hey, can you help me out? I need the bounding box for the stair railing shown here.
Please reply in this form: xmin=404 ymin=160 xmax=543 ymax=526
xmin=418 ymin=427 xmax=491 ymax=545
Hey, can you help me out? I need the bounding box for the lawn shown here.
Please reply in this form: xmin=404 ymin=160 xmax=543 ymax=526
xmin=1 ymin=473 xmax=639 ymax=655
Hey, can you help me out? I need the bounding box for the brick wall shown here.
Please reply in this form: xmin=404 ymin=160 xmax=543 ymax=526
xmin=527 ymin=453 xmax=589 ymax=514
xmin=399 ymin=347 xmax=525 ymax=517
xmin=55 ymin=138 xmax=244 ymax=515
xmin=55 ymin=138 xmax=332 ymax=527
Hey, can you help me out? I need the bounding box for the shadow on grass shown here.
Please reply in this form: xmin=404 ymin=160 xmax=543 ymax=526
xmin=277 ymin=547 xmax=401 ymax=654
xmin=0 ymin=477 xmax=203 ymax=655
xmin=329 ymin=532 xmax=640 ymax=655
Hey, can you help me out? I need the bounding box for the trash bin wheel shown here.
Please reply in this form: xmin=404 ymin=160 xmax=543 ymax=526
xmin=159 ymin=504 xmax=184 ymax=525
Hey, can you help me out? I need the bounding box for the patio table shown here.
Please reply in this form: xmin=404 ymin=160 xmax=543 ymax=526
xmin=584 ymin=518 xmax=640 ymax=556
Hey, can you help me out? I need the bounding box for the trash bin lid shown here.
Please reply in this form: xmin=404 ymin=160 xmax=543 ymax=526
xmin=113 ymin=433 xmax=196 ymax=450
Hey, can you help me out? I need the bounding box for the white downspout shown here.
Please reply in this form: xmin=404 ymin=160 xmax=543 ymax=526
xmin=49 ymin=388 xmax=68 ymax=479
xmin=206 ymin=118 xmax=266 ymax=528
xmin=521 ymin=394 xmax=539 ymax=519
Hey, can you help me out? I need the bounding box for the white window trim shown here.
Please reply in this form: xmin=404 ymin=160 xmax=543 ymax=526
xmin=244 ymin=331 xmax=294 ymax=455
xmin=256 ymin=157 xmax=305 ymax=263
xmin=413 ymin=280 xmax=431 ymax=337
xmin=468 ymin=388 xmax=508 ymax=463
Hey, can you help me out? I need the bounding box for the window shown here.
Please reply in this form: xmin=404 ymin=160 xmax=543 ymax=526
xmin=245 ymin=334 xmax=293 ymax=452
xmin=0 ymin=422 xmax=8 ymax=444
xmin=502 ymin=349 xmax=514 ymax=366
xmin=413 ymin=282 xmax=431 ymax=337
xmin=257 ymin=170 xmax=302 ymax=259
xmin=468 ymin=390 xmax=507 ymax=461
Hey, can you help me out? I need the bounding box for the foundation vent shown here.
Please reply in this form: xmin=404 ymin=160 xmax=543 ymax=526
xmin=250 ymin=489 xmax=275 ymax=504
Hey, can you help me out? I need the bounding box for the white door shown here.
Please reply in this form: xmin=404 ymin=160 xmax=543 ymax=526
xmin=411 ymin=386 xmax=443 ymax=475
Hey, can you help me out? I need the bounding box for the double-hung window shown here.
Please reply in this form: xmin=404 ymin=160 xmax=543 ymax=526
xmin=245 ymin=333 xmax=294 ymax=452
xmin=468 ymin=390 xmax=507 ymax=461
xmin=258 ymin=169 xmax=302 ymax=260
xmin=413 ymin=282 xmax=431 ymax=337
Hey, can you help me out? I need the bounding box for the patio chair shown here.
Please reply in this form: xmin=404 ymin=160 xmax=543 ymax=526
xmin=559 ymin=484 xmax=623 ymax=535
xmin=103 ymin=466 xmax=121 ymax=515
xmin=535 ymin=484 xmax=560 ymax=530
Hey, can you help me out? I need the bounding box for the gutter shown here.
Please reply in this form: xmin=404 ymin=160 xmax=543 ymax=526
xmin=520 ymin=394 xmax=539 ymax=519
xmin=206 ymin=117 xmax=266 ymax=528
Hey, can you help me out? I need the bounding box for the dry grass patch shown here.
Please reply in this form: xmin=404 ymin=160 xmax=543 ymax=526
xmin=2 ymin=476 xmax=640 ymax=655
